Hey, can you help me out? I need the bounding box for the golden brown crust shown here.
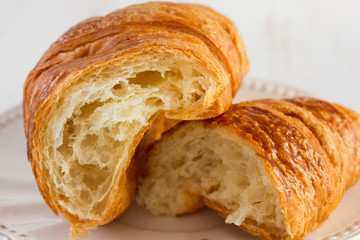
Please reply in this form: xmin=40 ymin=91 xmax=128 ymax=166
xmin=22 ymin=2 xmax=249 ymax=237
xmin=199 ymin=97 xmax=360 ymax=239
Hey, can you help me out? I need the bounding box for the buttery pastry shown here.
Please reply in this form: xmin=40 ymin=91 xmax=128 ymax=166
xmin=137 ymin=97 xmax=360 ymax=240
xmin=22 ymin=2 xmax=249 ymax=237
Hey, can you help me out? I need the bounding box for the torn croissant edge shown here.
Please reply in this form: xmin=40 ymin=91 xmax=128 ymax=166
xmin=22 ymin=2 xmax=249 ymax=238
xmin=137 ymin=97 xmax=360 ymax=240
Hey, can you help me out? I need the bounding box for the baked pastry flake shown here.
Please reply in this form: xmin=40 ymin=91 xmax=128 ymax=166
xmin=137 ymin=97 xmax=360 ymax=240
xmin=22 ymin=2 xmax=249 ymax=237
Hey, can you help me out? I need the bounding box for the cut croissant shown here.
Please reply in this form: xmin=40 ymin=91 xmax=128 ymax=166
xmin=22 ymin=2 xmax=249 ymax=237
xmin=137 ymin=97 xmax=360 ymax=240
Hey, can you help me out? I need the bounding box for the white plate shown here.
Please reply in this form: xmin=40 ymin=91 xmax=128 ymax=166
xmin=0 ymin=79 xmax=360 ymax=240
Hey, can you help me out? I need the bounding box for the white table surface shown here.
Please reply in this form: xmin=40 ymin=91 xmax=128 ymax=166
xmin=0 ymin=0 xmax=359 ymax=114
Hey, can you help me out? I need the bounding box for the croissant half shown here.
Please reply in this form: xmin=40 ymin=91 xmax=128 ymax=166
xmin=23 ymin=2 xmax=249 ymax=237
xmin=137 ymin=97 xmax=360 ymax=240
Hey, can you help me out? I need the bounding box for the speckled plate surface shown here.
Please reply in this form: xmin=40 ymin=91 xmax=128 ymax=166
xmin=0 ymin=79 xmax=359 ymax=240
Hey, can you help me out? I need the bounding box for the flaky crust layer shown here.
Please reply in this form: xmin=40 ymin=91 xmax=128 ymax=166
xmin=152 ymin=97 xmax=360 ymax=239
xmin=200 ymin=97 xmax=360 ymax=239
xmin=22 ymin=2 xmax=249 ymax=237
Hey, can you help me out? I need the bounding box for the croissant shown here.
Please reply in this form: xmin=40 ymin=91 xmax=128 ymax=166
xmin=22 ymin=2 xmax=249 ymax=237
xmin=137 ymin=97 xmax=360 ymax=240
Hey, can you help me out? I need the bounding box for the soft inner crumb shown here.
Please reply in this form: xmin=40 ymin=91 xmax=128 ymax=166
xmin=137 ymin=124 xmax=286 ymax=232
xmin=41 ymin=50 xmax=213 ymax=220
